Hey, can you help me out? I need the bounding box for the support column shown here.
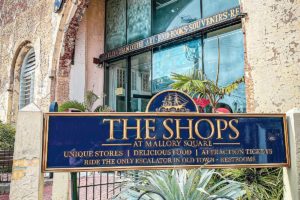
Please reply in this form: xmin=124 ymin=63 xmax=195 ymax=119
xmin=52 ymin=173 xmax=70 ymax=200
xmin=284 ymin=108 xmax=300 ymax=200
xmin=9 ymin=104 xmax=44 ymax=200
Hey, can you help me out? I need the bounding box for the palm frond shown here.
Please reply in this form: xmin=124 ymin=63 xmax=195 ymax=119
xmin=170 ymin=70 xmax=244 ymax=111
xmin=221 ymin=76 xmax=245 ymax=95
xmin=94 ymin=105 xmax=114 ymax=112
xmin=58 ymin=100 xmax=86 ymax=112
xmin=85 ymin=90 xmax=100 ymax=111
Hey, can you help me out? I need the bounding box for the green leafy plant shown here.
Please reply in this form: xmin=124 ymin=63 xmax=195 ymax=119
xmin=171 ymin=70 xmax=244 ymax=112
xmin=94 ymin=105 xmax=114 ymax=112
xmin=0 ymin=121 xmax=15 ymax=150
xmin=85 ymin=90 xmax=100 ymax=111
xmin=222 ymin=168 xmax=283 ymax=200
xmin=172 ymin=38 xmax=244 ymax=112
xmin=58 ymin=100 xmax=86 ymax=112
xmin=58 ymin=91 xmax=112 ymax=112
xmin=114 ymin=169 xmax=245 ymax=200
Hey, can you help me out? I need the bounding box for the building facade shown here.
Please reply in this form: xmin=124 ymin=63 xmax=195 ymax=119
xmin=0 ymin=0 xmax=300 ymax=123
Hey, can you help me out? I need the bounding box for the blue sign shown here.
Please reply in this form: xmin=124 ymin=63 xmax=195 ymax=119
xmin=42 ymin=113 xmax=289 ymax=172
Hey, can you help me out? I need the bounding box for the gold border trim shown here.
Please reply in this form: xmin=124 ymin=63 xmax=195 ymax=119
xmin=42 ymin=112 xmax=290 ymax=172
xmin=43 ymin=163 xmax=290 ymax=173
xmin=145 ymin=89 xmax=199 ymax=113
xmin=44 ymin=112 xmax=287 ymax=117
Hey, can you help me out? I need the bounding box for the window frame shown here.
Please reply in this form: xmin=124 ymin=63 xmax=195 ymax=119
xmin=19 ymin=48 xmax=36 ymax=109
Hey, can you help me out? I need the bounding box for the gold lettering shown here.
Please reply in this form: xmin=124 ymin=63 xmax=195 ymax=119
xmin=223 ymin=11 xmax=228 ymax=20
xmin=175 ymin=119 xmax=194 ymax=139
xmin=145 ymin=118 xmax=156 ymax=140
xmin=163 ymin=119 xmax=174 ymax=139
xmin=236 ymin=7 xmax=240 ymax=15
xmin=205 ymin=18 xmax=210 ymax=25
xmin=103 ymin=119 xmax=121 ymax=140
xmin=182 ymin=25 xmax=189 ymax=33
xmin=123 ymin=119 xmax=141 ymax=140
xmin=218 ymin=13 xmax=223 ymax=22
xmin=200 ymin=19 xmax=206 ymax=27
xmin=230 ymin=9 xmax=235 ymax=17
xmin=216 ymin=119 xmax=228 ymax=139
xmin=170 ymin=30 xmax=174 ymax=38
xmin=194 ymin=119 xmax=215 ymax=139
xmin=191 ymin=22 xmax=198 ymax=29
xmin=229 ymin=119 xmax=240 ymax=140
xmin=209 ymin=16 xmax=215 ymax=24
xmin=165 ymin=32 xmax=170 ymax=40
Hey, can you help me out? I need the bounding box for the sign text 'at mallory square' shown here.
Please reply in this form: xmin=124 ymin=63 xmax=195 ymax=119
xmin=42 ymin=90 xmax=290 ymax=172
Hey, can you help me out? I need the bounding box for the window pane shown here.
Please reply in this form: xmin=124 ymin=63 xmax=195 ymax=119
xmin=106 ymin=0 xmax=126 ymax=51
xmin=153 ymin=0 xmax=201 ymax=35
xmin=127 ymin=0 xmax=151 ymax=43
xmin=108 ymin=59 xmax=127 ymax=112
xmin=204 ymin=25 xmax=245 ymax=113
xmin=153 ymin=38 xmax=202 ymax=93
xmin=130 ymin=52 xmax=152 ymax=112
xmin=202 ymin=0 xmax=239 ymax=18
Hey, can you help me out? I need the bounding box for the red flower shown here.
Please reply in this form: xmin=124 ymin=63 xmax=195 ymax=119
xmin=193 ymin=98 xmax=210 ymax=108
xmin=216 ymin=107 xmax=231 ymax=113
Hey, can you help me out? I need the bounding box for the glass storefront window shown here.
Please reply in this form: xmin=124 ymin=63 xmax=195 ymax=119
xmin=130 ymin=52 xmax=152 ymax=112
xmin=204 ymin=25 xmax=245 ymax=113
xmin=202 ymin=0 xmax=239 ymax=18
xmin=107 ymin=26 xmax=246 ymax=113
xmin=106 ymin=0 xmax=126 ymax=51
xmin=127 ymin=0 xmax=151 ymax=43
xmin=152 ymin=38 xmax=202 ymax=93
xmin=152 ymin=0 xmax=201 ymax=35
xmin=105 ymin=1 xmax=244 ymax=113
xmin=108 ymin=59 xmax=127 ymax=112
xmin=105 ymin=0 xmax=241 ymax=51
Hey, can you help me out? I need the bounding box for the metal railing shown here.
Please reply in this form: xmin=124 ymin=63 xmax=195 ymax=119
xmin=0 ymin=150 xmax=13 ymax=183
xmin=76 ymin=171 xmax=124 ymax=200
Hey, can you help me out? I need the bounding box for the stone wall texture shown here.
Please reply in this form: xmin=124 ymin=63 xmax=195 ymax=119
xmin=9 ymin=104 xmax=44 ymax=200
xmin=0 ymin=0 xmax=93 ymax=122
xmin=0 ymin=0 xmax=54 ymax=122
xmin=242 ymin=0 xmax=300 ymax=113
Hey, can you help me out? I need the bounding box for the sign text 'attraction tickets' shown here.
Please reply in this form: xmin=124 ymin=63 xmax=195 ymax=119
xmin=42 ymin=113 xmax=289 ymax=172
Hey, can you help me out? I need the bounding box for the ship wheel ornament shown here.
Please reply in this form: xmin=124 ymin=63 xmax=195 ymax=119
xmin=54 ymin=0 xmax=64 ymax=13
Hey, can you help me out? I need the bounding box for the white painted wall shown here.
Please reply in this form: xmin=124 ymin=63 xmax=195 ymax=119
xmin=85 ymin=0 xmax=105 ymax=109
xmin=69 ymin=14 xmax=87 ymax=103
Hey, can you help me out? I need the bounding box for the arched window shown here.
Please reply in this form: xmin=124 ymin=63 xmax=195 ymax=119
xmin=19 ymin=48 xmax=36 ymax=109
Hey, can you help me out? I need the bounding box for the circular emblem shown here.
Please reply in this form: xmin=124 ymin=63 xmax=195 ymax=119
xmin=146 ymin=90 xmax=199 ymax=113
xmin=54 ymin=0 xmax=64 ymax=13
